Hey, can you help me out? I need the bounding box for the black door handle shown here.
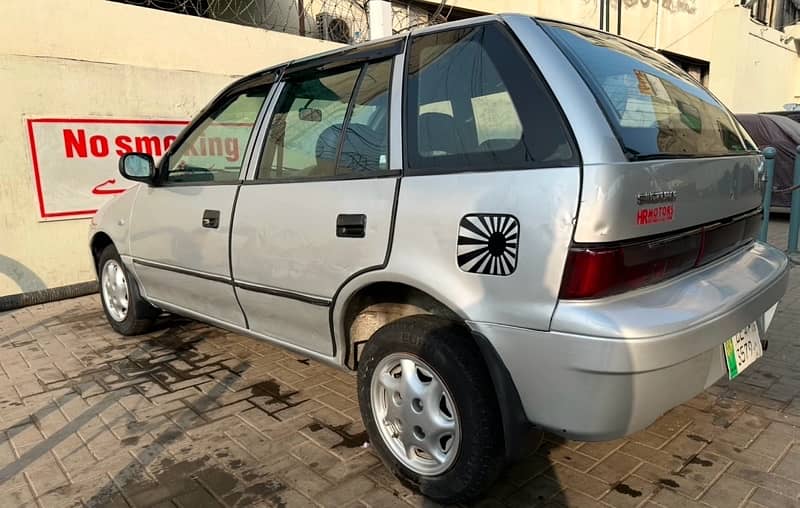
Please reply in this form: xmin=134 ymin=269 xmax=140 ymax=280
xmin=337 ymin=214 xmax=366 ymax=238
xmin=202 ymin=209 xmax=220 ymax=229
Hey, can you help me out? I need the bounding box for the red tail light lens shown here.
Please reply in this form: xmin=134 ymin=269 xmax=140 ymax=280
xmin=560 ymin=212 xmax=761 ymax=299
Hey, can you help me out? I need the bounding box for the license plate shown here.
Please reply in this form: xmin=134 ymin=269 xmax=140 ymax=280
xmin=723 ymin=322 xmax=762 ymax=379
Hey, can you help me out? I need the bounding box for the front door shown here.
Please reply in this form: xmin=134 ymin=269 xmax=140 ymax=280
xmin=130 ymin=83 xmax=272 ymax=326
xmin=232 ymin=57 xmax=399 ymax=355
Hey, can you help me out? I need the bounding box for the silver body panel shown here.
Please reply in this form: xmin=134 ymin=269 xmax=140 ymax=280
xmin=129 ymin=185 xmax=245 ymax=327
xmin=575 ymin=157 xmax=763 ymax=243
xmin=332 ymin=167 xmax=580 ymax=335
xmin=89 ymin=15 xmax=790 ymax=443
xmin=473 ymin=241 xmax=789 ymax=440
xmin=231 ymin=178 xmax=397 ymax=354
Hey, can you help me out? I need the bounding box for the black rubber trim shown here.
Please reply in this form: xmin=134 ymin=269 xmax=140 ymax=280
xmin=286 ymin=38 xmax=405 ymax=77
xmin=243 ymin=170 xmax=400 ymax=186
xmin=229 ymin=185 xmax=250 ymax=329
xmin=471 ymin=329 xmax=537 ymax=460
xmin=329 ymin=177 xmax=402 ymax=364
xmin=132 ymin=259 xmax=230 ymax=284
xmin=234 ymin=281 xmax=331 ymax=307
xmin=0 ymin=281 xmax=99 ymax=312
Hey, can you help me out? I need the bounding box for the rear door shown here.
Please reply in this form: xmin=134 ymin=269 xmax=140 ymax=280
xmin=130 ymin=80 xmax=272 ymax=326
xmin=231 ymin=47 xmax=401 ymax=355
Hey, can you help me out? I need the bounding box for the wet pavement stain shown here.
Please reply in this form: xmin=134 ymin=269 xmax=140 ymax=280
xmin=712 ymin=415 xmax=732 ymax=428
xmin=122 ymin=454 xmax=288 ymax=508
xmin=688 ymin=456 xmax=713 ymax=467
xmin=307 ymin=419 xmax=368 ymax=449
xmin=121 ymin=436 xmax=141 ymax=446
xmin=613 ymin=483 xmax=643 ymax=497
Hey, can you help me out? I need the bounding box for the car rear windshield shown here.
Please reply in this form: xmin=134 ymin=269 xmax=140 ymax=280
xmin=542 ymin=21 xmax=751 ymax=160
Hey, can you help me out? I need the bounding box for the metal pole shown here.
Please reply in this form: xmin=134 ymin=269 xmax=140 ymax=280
xmin=788 ymin=145 xmax=800 ymax=253
xmin=600 ymin=0 xmax=605 ymax=30
xmin=298 ymin=0 xmax=305 ymax=36
xmin=760 ymin=147 xmax=776 ymax=242
xmin=617 ymin=0 xmax=622 ymax=35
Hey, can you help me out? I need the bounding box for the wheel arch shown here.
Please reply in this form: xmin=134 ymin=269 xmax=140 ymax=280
xmin=335 ymin=276 xmax=534 ymax=459
xmin=90 ymin=231 xmax=114 ymax=276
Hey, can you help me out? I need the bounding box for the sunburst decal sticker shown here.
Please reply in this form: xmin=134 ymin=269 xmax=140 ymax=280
xmin=457 ymin=214 xmax=519 ymax=276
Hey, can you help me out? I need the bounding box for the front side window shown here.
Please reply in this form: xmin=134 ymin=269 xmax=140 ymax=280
xmin=543 ymin=22 xmax=750 ymax=159
xmin=405 ymin=22 xmax=576 ymax=173
xmin=258 ymin=59 xmax=392 ymax=181
xmin=165 ymin=89 xmax=268 ymax=183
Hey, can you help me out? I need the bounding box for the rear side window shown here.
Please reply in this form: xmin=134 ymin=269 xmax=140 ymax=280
xmin=543 ymin=22 xmax=750 ymax=159
xmin=405 ymin=22 xmax=576 ymax=174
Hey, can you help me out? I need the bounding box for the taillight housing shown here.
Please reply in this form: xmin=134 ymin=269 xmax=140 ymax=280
xmin=559 ymin=212 xmax=761 ymax=299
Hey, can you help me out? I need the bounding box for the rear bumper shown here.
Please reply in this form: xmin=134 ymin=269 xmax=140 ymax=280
xmin=470 ymin=241 xmax=789 ymax=441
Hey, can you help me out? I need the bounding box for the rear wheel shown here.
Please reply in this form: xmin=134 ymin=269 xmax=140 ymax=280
xmin=357 ymin=315 xmax=504 ymax=504
xmin=98 ymin=245 xmax=159 ymax=335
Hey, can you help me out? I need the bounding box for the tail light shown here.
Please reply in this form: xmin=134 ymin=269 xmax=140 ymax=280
xmin=559 ymin=212 xmax=761 ymax=299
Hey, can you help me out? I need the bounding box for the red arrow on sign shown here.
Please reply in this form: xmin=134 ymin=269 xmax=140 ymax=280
xmin=91 ymin=179 xmax=128 ymax=196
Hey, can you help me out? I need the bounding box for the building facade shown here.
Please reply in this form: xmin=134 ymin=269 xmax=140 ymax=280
xmin=1 ymin=0 xmax=799 ymax=301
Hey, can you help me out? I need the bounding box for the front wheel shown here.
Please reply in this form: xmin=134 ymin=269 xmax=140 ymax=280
xmin=357 ymin=315 xmax=505 ymax=504
xmin=98 ymin=245 xmax=159 ymax=335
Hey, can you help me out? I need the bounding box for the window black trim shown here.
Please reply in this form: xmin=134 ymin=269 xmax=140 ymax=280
xmin=402 ymin=20 xmax=580 ymax=177
xmin=243 ymin=169 xmax=400 ymax=186
xmin=334 ymin=63 xmax=369 ymax=173
xmin=286 ymin=37 xmax=405 ymax=77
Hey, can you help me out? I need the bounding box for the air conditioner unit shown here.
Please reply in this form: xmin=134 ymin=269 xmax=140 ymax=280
xmin=316 ymin=13 xmax=352 ymax=44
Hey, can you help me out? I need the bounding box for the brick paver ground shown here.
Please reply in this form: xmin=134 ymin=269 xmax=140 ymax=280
xmin=0 ymin=219 xmax=798 ymax=507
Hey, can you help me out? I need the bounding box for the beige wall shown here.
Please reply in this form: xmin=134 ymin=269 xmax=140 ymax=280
xmin=0 ymin=0 xmax=341 ymax=297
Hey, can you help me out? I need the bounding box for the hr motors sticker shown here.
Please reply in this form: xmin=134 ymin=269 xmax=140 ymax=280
xmin=636 ymin=205 xmax=675 ymax=225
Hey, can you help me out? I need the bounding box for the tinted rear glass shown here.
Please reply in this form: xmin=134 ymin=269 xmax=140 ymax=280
xmin=543 ymin=22 xmax=750 ymax=159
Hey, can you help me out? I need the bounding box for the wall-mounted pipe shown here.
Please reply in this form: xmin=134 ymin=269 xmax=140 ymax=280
xmin=617 ymin=0 xmax=622 ymax=34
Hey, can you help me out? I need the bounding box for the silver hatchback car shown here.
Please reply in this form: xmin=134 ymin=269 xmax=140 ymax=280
xmin=89 ymin=14 xmax=789 ymax=503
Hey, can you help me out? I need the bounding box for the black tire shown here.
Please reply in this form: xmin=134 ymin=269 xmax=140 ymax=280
xmin=357 ymin=315 xmax=504 ymax=504
xmin=98 ymin=245 xmax=159 ymax=335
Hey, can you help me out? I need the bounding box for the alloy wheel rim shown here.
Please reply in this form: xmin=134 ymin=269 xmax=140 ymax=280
xmin=370 ymin=353 xmax=460 ymax=476
xmin=101 ymin=259 xmax=129 ymax=322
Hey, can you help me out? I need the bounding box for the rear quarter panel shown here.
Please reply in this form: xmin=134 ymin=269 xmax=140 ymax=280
xmin=335 ymin=167 xmax=580 ymax=331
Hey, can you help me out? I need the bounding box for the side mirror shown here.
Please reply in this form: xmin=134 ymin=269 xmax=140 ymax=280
xmin=119 ymin=152 xmax=156 ymax=184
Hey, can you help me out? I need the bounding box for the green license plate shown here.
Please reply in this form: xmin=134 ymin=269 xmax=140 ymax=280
xmin=723 ymin=322 xmax=762 ymax=379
